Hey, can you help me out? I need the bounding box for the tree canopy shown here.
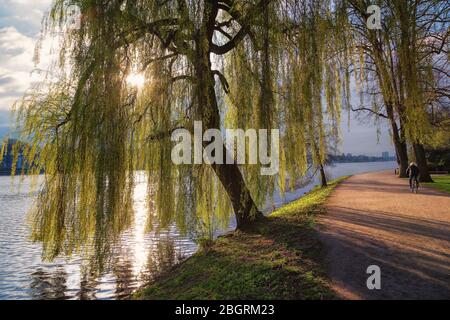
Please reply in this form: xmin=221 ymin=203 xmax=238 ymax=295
xmin=346 ymin=0 xmax=449 ymax=178
xmin=13 ymin=0 xmax=353 ymax=269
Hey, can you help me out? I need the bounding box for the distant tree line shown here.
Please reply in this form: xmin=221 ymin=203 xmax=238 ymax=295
xmin=330 ymin=153 xmax=396 ymax=163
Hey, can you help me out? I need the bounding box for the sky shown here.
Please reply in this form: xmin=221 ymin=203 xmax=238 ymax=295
xmin=0 ymin=0 xmax=395 ymax=157
xmin=0 ymin=0 xmax=52 ymax=137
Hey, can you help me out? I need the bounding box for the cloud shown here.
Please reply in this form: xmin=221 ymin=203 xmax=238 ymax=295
xmin=0 ymin=0 xmax=51 ymax=37
xmin=0 ymin=26 xmax=37 ymax=111
xmin=0 ymin=1 xmax=55 ymax=140
xmin=0 ymin=75 xmax=16 ymax=86
xmin=0 ymin=27 xmax=35 ymax=71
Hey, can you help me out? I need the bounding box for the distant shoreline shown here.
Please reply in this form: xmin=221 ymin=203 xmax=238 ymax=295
xmin=0 ymin=170 xmax=36 ymax=176
xmin=0 ymin=161 xmax=398 ymax=177
xmin=329 ymin=160 xmax=397 ymax=164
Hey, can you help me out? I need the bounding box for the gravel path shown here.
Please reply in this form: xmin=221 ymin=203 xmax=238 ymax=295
xmin=318 ymin=170 xmax=450 ymax=300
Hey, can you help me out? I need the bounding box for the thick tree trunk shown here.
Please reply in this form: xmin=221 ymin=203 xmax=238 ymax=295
xmin=413 ymin=143 xmax=433 ymax=183
xmin=396 ymin=132 xmax=409 ymax=178
xmin=366 ymin=26 xmax=409 ymax=179
xmin=386 ymin=104 xmax=408 ymax=178
xmin=203 ymin=73 xmax=262 ymax=228
xmin=319 ymin=164 xmax=328 ymax=188
xmin=212 ymin=160 xmax=263 ymax=228
xmin=191 ymin=16 xmax=262 ymax=229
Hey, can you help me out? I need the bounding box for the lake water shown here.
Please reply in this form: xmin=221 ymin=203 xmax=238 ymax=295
xmin=0 ymin=161 xmax=396 ymax=300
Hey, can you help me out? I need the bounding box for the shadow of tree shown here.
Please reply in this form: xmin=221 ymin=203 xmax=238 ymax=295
xmin=317 ymin=205 xmax=450 ymax=299
xmin=136 ymin=213 xmax=337 ymax=300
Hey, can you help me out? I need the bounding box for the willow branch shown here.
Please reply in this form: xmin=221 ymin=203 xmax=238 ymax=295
xmin=212 ymin=70 xmax=230 ymax=93
xmin=351 ymin=107 xmax=389 ymax=119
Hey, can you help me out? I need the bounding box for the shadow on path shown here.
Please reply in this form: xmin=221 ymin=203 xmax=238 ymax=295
xmin=318 ymin=171 xmax=450 ymax=300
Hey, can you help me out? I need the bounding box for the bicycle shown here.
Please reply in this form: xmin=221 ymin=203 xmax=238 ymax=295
xmin=411 ymin=178 xmax=419 ymax=194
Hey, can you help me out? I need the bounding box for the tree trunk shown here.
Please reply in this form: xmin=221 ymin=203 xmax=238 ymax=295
xmin=192 ymin=17 xmax=262 ymax=229
xmin=204 ymin=71 xmax=262 ymax=228
xmin=396 ymin=132 xmax=409 ymax=178
xmin=413 ymin=143 xmax=433 ymax=183
xmin=386 ymin=104 xmax=408 ymax=178
xmin=212 ymin=159 xmax=263 ymax=228
xmin=319 ymin=164 xmax=328 ymax=188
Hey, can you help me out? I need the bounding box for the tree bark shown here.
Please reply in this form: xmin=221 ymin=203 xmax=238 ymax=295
xmin=212 ymin=159 xmax=263 ymax=228
xmin=413 ymin=143 xmax=433 ymax=183
xmin=397 ymin=126 xmax=409 ymax=178
xmin=319 ymin=164 xmax=328 ymax=188
xmin=386 ymin=104 xmax=409 ymax=178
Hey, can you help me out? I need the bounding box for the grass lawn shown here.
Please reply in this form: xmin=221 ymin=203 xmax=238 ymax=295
xmin=425 ymin=175 xmax=450 ymax=194
xmin=134 ymin=177 xmax=348 ymax=300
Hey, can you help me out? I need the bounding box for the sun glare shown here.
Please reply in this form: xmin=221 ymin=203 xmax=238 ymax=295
xmin=126 ymin=73 xmax=146 ymax=88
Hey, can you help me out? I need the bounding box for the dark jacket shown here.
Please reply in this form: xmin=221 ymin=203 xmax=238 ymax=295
xmin=406 ymin=164 xmax=420 ymax=177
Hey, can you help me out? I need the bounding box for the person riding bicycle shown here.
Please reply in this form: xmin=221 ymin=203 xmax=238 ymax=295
xmin=406 ymin=162 xmax=420 ymax=191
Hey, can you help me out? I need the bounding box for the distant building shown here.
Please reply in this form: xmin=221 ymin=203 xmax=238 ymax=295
xmin=382 ymin=152 xmax=389 ymax=160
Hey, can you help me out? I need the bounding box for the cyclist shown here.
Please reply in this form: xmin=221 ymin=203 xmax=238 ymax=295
xmin=406 ymin=162 xmax=420 ymax=192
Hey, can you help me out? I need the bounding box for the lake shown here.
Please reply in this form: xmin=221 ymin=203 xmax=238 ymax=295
xmin=0 ymin=161 xmax=397 ymax=300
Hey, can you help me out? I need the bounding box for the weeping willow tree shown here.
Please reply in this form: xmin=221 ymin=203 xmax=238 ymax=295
xmin=390 ymin=0 xmax=449 ymax=182
xmin=346 ymin=0 xmax=410 ymax=178
xmin=15 ymin=0 xmax=349 ymax=269
xmin=281 ymin=1 xmax=348 ymax=188
xmin=346 ymin=0 xmax=449 ymax=180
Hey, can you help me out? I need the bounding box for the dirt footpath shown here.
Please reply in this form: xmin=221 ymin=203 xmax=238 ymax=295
xmin=317 ymin=170 xmax=450 ymax=300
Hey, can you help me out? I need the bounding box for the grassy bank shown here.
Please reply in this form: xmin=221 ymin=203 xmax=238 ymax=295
xmin=134 ymin=177 xmax=348 ymax=300
xmin=425 ymin=175 xmax=450 ymax=194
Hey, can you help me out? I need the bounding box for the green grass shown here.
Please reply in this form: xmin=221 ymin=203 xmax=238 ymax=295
xmin=425 ymin=175 xmax=450 ymax=194
xmin=134 ymin=177 xmax=348 ymax=300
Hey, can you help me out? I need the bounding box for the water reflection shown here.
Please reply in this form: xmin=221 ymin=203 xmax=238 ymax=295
xmin=0 ymin=174 xmax=198 ymax=300
xmin=27 ymin=238 xmax=185 ymax=300
xmin=142 ymin=238 xmax=185 ymax=283
xmin=30 ymin=267 xmax=68 ymax=300
xmin=78 ymin=271 xmax=97 ymax=300
xmin=112 ymin=254 xmax=136 ymax=300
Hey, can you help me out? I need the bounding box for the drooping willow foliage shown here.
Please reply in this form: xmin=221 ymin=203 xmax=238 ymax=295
xmin=14 ymin=0 xmax=351 ymax=269
xmin=346 ymin=0 xmax=449 ymax=150
xmin=392 ymin=1 xmax=449 ymax=145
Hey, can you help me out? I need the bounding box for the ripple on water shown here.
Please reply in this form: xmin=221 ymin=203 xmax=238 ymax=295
xmin=0 ymin=175 xmax=199 ymax=300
